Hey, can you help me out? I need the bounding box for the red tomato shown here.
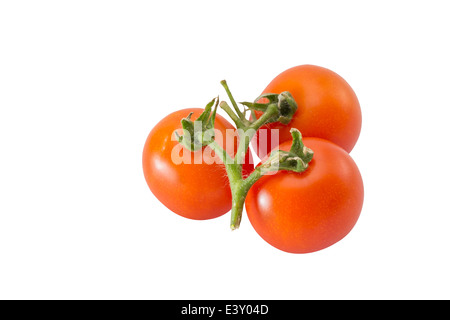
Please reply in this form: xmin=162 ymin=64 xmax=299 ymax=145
xmin=245 ymin=137 xmax=364 ymax=253
xmin=143 ymin=108 xmax=254 ymax=220
xmin=253 ymin=65 xmax=361 ymax=158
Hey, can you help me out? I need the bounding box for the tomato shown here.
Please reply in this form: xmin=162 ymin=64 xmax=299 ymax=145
xmin=143 ymin=108 xmax=254 ymax=220
xmin=245 ymin=137 xmax=364 ymax=253
xmin=253 ymin=65 xmax=361 ymax=158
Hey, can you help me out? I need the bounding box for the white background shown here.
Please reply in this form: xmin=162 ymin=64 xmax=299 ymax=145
xmin=1 ymin=1 xmax=449 ymax=300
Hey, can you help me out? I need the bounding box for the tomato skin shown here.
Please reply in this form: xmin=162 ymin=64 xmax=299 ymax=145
xmin=245 ymin=138 xmax=364 ymax=253
xmin=143 ymin=108 xmax=253 ymax=220
xmin=253 ymin=65 xmax=361 ymax=157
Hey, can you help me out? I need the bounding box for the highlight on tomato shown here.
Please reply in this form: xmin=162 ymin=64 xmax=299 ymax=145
xmin=252 ymin=64 xmax=362 ymax=158
xmin=245 ymin=137 xmax=364 ymax=254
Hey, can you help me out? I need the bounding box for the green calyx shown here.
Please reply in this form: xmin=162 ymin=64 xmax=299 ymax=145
xmin=258 ymin=128 xmax=314 ymax=174
xmin=176 ymin=97 xmax=219 ymax=151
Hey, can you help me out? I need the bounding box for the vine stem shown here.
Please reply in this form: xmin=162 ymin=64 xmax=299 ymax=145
xmin=208 ymin=103 xmax=286 ymax=230
xmin=208 ymin=141 xmax=264 ymax=230
xmin=229 ymin=167 xmax=266 ymax=230
xmin=178 ymin=81 xmax=310 ymax=230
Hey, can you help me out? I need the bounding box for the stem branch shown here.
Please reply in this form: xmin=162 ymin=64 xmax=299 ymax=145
xmin=220 ymin=80 xmax=246 ymax=122
xmin=208 ymin=140 xmax=234 ymax=166
xmin=178 ymin=81 xmax=309 ymax=231
xmin=219 ymin=101 xmax=245 ymax=129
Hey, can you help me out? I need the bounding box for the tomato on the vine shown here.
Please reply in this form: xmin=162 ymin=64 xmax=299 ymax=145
xmin=143 ymin=108 xmax=254 ymax=220
xmin=253 ymin=65 xmax=362 ymax=158
xmin=245 ymin=137 xmax=364 ymax=253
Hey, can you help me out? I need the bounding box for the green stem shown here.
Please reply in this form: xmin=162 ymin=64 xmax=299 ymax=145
xmin=229 ymin=181 xmax=248 ymax=230
xmin=178 ymin=82 xmax=309 ymax=231
xmin=209 ymin=142 xmax=247 ymax=230
xmin=219 ymin=101 xmax=245 ymax=129
xmin=228 ymin=128 xmax=312 ymax=229
xmin=208 ymin=140 xmax=234 ymax=166
xmin=209 ymin=138 xmax=256 ymax=230
xmin=234 ymin=104 xmax=279 ymax=166
xmin=220 ymin=80 xmax=246 ymax=123
xmin=227 ymin=105 xmax=287 ymax=229
xmin=248 ymin=103 xmax=278 ymax=131
xmin=229 ymin=167 xmax=265 ymax=230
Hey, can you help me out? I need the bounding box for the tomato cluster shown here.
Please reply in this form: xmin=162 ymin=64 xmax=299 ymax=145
xmin=143 ymin=65 xmax=364 ymax=254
